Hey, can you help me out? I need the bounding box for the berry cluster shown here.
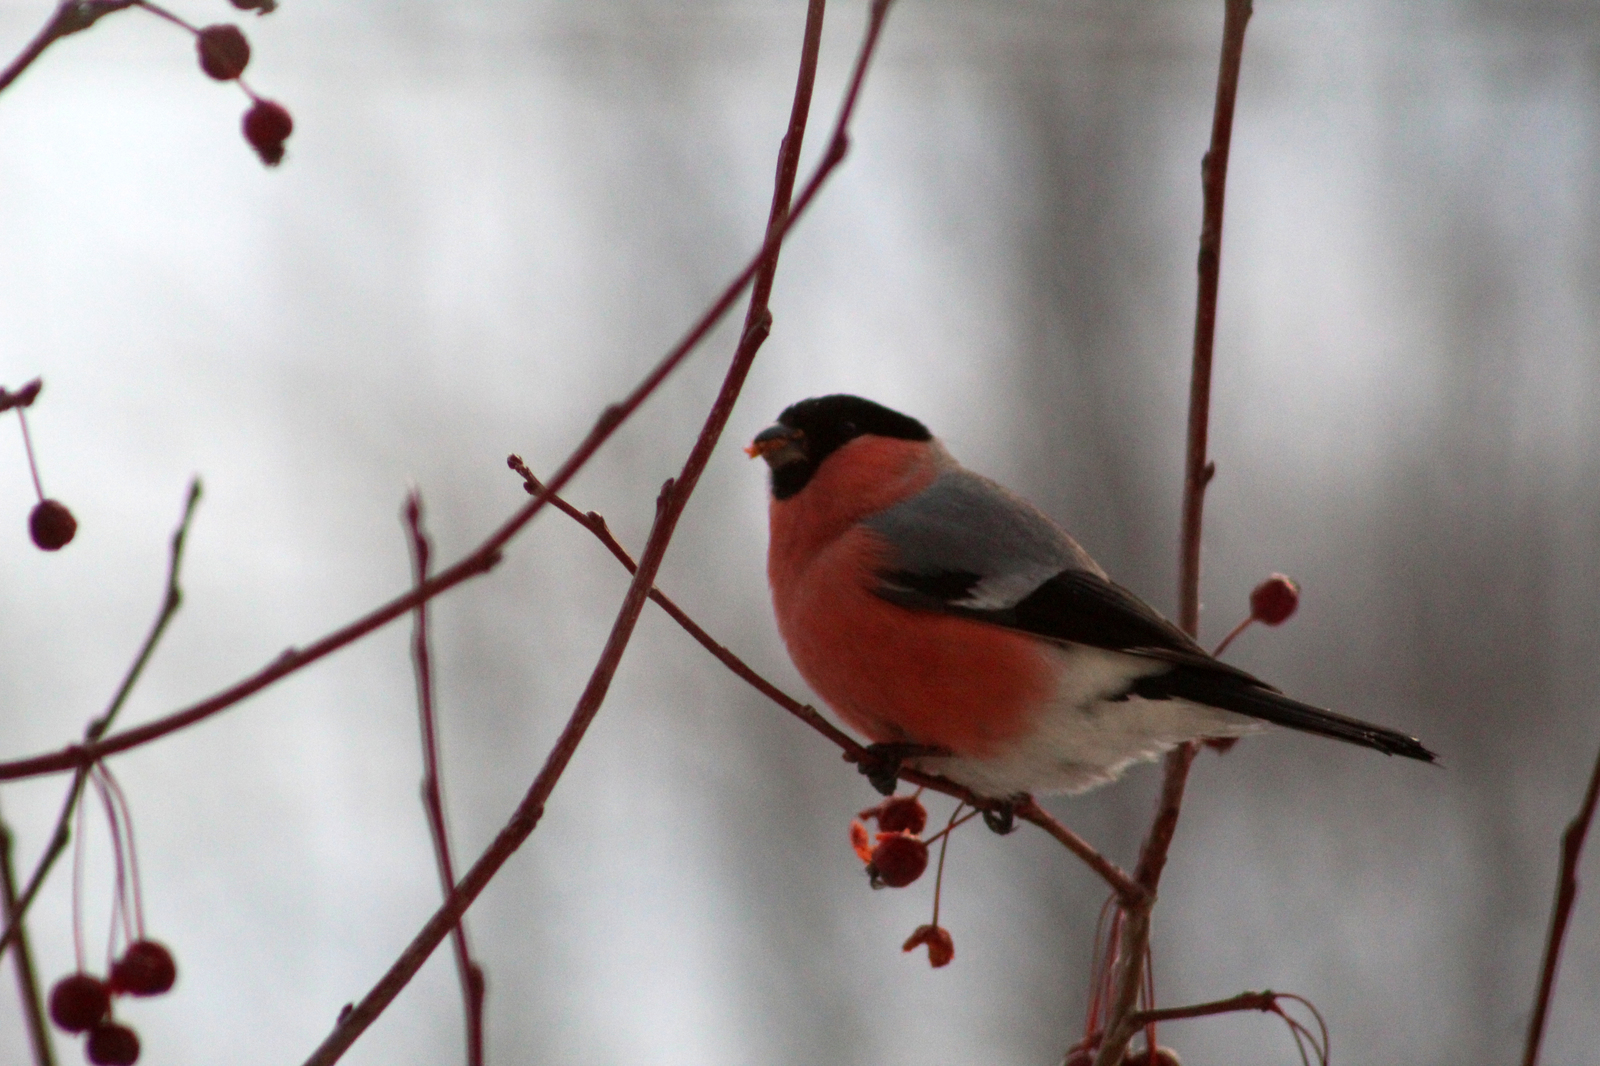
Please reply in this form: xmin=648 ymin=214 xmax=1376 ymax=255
xmin=140 ymin=2 xmax=293 ymax=165
xmin=850 ymin=793 xmax=958 ymax=968
xmin=2 ymin=378 xmax=77 ymax=551
xmin=45 ymin=765 xmax=178 ymax=1065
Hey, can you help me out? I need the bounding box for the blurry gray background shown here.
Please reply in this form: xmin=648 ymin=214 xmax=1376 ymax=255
xmin=2 ymin=0 xmax=1598 ymax=1063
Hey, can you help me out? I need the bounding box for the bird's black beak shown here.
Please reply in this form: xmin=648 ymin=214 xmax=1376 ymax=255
xmin=745 ymin=423 xmax=806 ymax=468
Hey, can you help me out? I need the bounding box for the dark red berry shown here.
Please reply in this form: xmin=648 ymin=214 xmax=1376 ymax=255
xmin=230 ymin=0 xmax=278 ymax=12
xmin=48 ymin=973 xmax=109 ymax=1032
xmin=197 ymin=25 xmax=251 ymax=81
xmin=1249 ymin=573 xmax=1300 ymax=625
xmin=868 ymin=832 xmax=928 ymax=888
xmin=875 ymin=795 xmax=927 ymax=835
xmin=86 ymin=1021 xmax=140 ymax=1066
xmin=242 ymin=99 xmax=293 ymax=166
xmin=901 ymin=923 xmax=954 ymax=967
xmin=29 ymin=499 xmax=76 ymax=551
xmin=110 ymin=941 xmax=176 ymax=996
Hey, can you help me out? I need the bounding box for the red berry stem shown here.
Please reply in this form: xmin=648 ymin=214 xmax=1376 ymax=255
xmin=1210 ymin=615 xmax=1253 ymax=658
xmin=132 ymin=0 xmax=198 ymax=33
xmin=91 ymin=769 xmax=133 ymax=964
xmin=930 ymin=803 xmax=961 ymax=927
xmin=97 ymin=765 xmax=146 ymax=940
xmin=919 ymin=807 xmax=979 ymax=848
xmin=14 ymin=406 xmax=46 ymax=501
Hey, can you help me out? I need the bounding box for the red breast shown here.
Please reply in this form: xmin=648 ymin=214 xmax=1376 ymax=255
xmin=767 ymin=436 xmax=1057 ymax=758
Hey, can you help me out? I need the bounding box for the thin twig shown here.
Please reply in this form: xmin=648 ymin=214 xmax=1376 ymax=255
xmin=1094 ymin=3 xmax=1253 ymax=1064
xmin=0 ymin=480 xmax=201 ymax=958
xmin=1 ymin=805 xmax=56 ymax=1066
xmin=507 ymin=457 xmax=858 ymax=753
xmin=298 ymin=6 xmax=887 ymax=1063
xmin=1013 ymin=799 xmax=1146 ymax=907
xmin=1127 ymin=989 xmax=1278 ymax=1027
xmin=0 ymin=0 xmax=877 ymax=789
xmin=0 ymin=0 xmax=139 ymax=96
xmin=1523 ymin=740 xmax=1600 ymax=1066
xmin=404 ymin=494 xmax=484 ymax=1066
xmin=507 ymin=458 xmax=1144 ymax=902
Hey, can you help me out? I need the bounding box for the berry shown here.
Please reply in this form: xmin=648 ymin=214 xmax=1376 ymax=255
xmin=29 ymin=499 xmax=76 ymax=550
xmin=868 ymin=832 xmax=928 ymax=888
xmin=875 ymin=795 xmax=927 ymax=835
xmin=196 ymin=25 xmax=250 ymax=81
xmin=902 ymin=923 xmax=954 ymax=967
xmin=1249 ymin=574 xmax=1300 ymax=626
xmin=48 ymin=973 xmax=109 ymax=1032
xmin=230 ymin=0 xmax=278 ymax=12
xmin=86 ymin=1021 xmax=140 ymax=1065
xmin=110 ymin=941 xmax=176 ymax=996
xmin=242 ymin=99 xmax=293 ymax=166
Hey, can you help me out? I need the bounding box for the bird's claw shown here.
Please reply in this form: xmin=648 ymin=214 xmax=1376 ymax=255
xmin=860 ymin=743 xmax=910 ymax=796
xmin=981 ymin=801 xmax=1017 ymax=835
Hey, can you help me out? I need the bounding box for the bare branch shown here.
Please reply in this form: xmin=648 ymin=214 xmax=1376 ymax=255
xmin=404 ymin=494 xmax=484 ymax=1066
xmin=1523 ymin=740 xmax=1600 ymax=1066
xmin=0 ymin=1 xmax=138 ymax=97
xmin=1 ymin=806 xmax=56 ymax=1066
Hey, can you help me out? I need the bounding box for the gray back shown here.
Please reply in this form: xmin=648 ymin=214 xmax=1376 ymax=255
xmin=862 ymin=468 xmax=1103 ymax=610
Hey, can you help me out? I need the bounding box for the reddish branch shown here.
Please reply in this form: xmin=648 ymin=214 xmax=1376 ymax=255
xmin=404 ymin=496 xmax=484 ymax=1066
xmin=1 ymin=812 xmax=55 ymax=1066
xmin=1094 ymin=3 xmax=1253 ymax=1064
xmin=1523 ymin=741 xmax=1600 ymax=1066
xmin=0 ymin=0 xmax=138 ymax=96
xmin=1128 ymin=990 xmax=1329 ymax=1065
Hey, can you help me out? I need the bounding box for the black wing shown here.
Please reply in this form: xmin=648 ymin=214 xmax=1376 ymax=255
xmin=878 ymin=567 xmax=1437 ymax=763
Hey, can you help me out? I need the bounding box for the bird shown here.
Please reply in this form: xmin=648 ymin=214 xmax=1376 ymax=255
xmin=748 ymin=394 xmax=1436 ymax=801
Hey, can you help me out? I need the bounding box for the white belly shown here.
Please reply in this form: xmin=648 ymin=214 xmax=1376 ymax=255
xmin=909 ymin=644 xmax=1264 ymax=797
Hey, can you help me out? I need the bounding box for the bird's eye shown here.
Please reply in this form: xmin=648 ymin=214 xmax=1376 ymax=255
xmin=841 ymin=421 xmax=857 ymax=437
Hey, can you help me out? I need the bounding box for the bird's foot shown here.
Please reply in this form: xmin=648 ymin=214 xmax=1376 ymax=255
xmin=858 ymin=742 xmax=945 ymax=796
xmin=981 ymin=799 xmax=1019 ymax=835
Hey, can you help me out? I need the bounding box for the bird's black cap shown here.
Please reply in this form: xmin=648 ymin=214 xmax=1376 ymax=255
xmin=756 ymin=395 xmax=930 ymax=499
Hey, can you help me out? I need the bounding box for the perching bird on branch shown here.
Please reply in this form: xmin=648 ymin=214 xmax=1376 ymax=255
xmin=749 ymin=394 xmax=1435 ymax=799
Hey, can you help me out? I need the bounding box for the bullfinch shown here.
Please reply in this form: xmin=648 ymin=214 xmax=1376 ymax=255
xmin=749 ymin=394 xmax=1436 ymax=799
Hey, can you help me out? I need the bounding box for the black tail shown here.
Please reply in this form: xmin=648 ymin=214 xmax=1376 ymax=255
xmin=1132 ymin=667 xmax=1437 ymax=763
